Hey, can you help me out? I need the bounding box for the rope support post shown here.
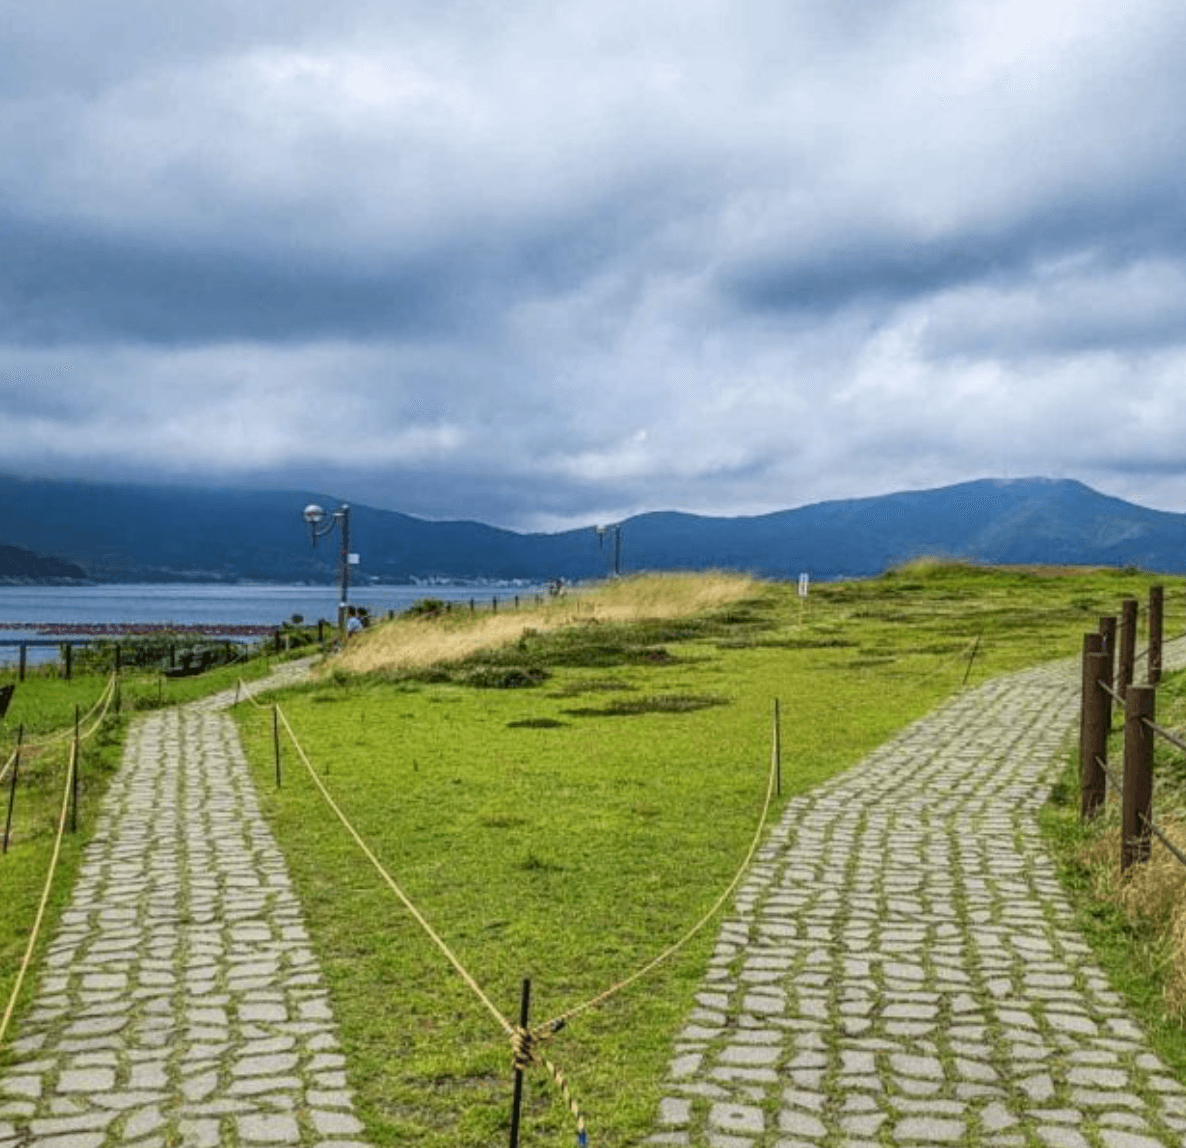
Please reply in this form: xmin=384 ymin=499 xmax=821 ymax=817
xmin=273 ymin=705 xmax=282 ymax=789
xmin=1118 ymin=598 xmax=1138 ymax=702
xmin=962 ymin=634 xmax=981 ymax=687
xmin=1122 ymin=685 xmax=1156 ymax=873
xmin=72 ymin=705 xmax=80 ymax=835
xmin=773 ymin=699 xmax=781 ymax=797
xmin=3 ymin=725 xmax=21 ymax=855
xmin=1149 ymin=585 xmax=1164 ymax=686
xmin=509 ymin=978 xmax=531 ymax=1148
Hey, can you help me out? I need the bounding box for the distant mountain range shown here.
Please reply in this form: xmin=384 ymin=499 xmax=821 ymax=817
xmin=2 ymin=473 xmax=1186 ymax=584
xmin=0 ymin=543 xmax=88 ymax=584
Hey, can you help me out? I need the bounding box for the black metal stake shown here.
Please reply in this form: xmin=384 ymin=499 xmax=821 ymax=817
xmin=18 ymin=644 xmax=26 ymax=683
xmin=962 ymin=635 xmax=981 ymax=686
xmin=509 ymin=978 xmax=531 ymax=1148
xmin=72 ymin=704 xmax=80 ymax=834
xmin=773 ymin=699 xmax=782 ymax=797
xmin=273 ymin=706 xmax=282 ymax=788
xmin=3 ymin=724 xmax=22 ymax=854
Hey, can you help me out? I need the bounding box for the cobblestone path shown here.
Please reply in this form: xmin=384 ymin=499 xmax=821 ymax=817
xmin=0 ymin=662 xmax=371 ymax=1148
xmin=650 ymin=658 xmax=1186 ymax=1148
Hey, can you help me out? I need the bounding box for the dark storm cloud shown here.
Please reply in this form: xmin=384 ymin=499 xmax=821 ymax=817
xmin=4 ymin=0 xmax=1186 ymax=528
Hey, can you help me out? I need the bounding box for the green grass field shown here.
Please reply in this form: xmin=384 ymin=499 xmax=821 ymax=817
xmin=232 ymin=564 xmax=1185 ymax=1146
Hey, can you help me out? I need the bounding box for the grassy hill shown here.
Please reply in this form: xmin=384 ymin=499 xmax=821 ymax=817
xmin=230 ymin=564 xmax=1186 ymax=1146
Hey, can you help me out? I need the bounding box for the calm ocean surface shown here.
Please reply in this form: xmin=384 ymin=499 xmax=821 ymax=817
xmin=0 ymin=583 xmax=544 ymax=665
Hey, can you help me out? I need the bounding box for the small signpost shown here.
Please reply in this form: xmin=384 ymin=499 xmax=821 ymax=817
xmin=798 ymin=573 xmax=809 ymax=626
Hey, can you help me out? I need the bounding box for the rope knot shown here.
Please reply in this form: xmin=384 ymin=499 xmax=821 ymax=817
xmin=510 ymin=1025 xmax=535 ymax=1072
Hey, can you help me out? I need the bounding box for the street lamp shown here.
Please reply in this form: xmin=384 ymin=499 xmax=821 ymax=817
xmin=594 ymin=523 xmax=623 ymax=577
xmin=303 ymin=503 xmax=352 ymax=636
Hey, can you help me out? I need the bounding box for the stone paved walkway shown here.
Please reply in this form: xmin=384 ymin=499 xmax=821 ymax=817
xmin=0 ymin=661 xmax=371 ymax=1148
xmin=649 ymin=656 xmax=1186 ymax=1148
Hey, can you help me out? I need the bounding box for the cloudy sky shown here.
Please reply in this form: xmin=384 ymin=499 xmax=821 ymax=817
xmin=3 ymin=0 xmax=1186 ymax=531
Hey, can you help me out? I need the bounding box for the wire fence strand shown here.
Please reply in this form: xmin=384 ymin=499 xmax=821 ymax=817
xmin=1140 ymin=812 xmax=1186 ymax=871
xmin=1143 ymin=717 xmax=1186 ymax=757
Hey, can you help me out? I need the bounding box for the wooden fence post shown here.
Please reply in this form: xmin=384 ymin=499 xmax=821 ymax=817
xmin=1099 ymin=615 xmax=1117 ymax=659
xmin=1118 ymin=598 xmax=1138 ymax=702
xmin=63 ymin=643 xmax=73 ymax=681
xmin=1121 ymin=684 xmax=1156 ymax=872
xmin=1099 ymin=617 xmax=1117 ymax=732
xmin=1148 ymin=585 xmax=1164 ymax=686
xmin=1080 ymin=632 xmax=1103 ymax=750
xmin=18 ymin=643 xmax=26 ymax=683
xmin=1081 ymin=650 xmax=1109 ymax=820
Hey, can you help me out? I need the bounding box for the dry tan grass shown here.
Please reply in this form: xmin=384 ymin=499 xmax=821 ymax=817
xmin=1080 ymin=812 xmax=1186 ymax=1013
xmin=326 ymin=571 xmax=758 ymax=677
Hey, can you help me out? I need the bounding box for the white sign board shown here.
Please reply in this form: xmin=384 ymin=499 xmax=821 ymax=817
xmin=348 ymin=553 xmax=360 ymax=565
xmin=798 ymin=573 xmax=810 ymax=598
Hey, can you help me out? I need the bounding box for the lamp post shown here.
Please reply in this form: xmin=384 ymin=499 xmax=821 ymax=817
xmin=594 ymin=523 xmax=623 ymax=577
xmin=303 ymin=503 xmax=352 ymax=637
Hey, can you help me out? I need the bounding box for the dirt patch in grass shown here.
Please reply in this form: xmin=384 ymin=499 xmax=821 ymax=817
xmin=563 ymin=692 xmax=731 ymax=718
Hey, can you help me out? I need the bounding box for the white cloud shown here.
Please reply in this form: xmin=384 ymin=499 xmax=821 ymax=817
xmin=2 ymin=0 xmax=1186 ymax=529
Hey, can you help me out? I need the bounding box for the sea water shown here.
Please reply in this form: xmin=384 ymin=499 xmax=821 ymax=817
xmin=0 ymin=582 xmax=545 ymax=665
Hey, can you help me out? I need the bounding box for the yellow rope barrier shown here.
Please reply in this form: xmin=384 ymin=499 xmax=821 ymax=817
xmin=237 ymin=678 xmax=273 ymax=713
xmin=76 ymin=675 xmax=118 ymax=744
xmin=8 ymin=673 xmax=118 ymax=753
xmin=267 ymin=697 xmax=781 ymax=1142
xmin=0 ymin=740 xmax=77 ymax=1050
xmin=273 ymin=707 xmax=514 ymax=1036
xmin=539 ymin=734 xmax=778 ymax=1033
